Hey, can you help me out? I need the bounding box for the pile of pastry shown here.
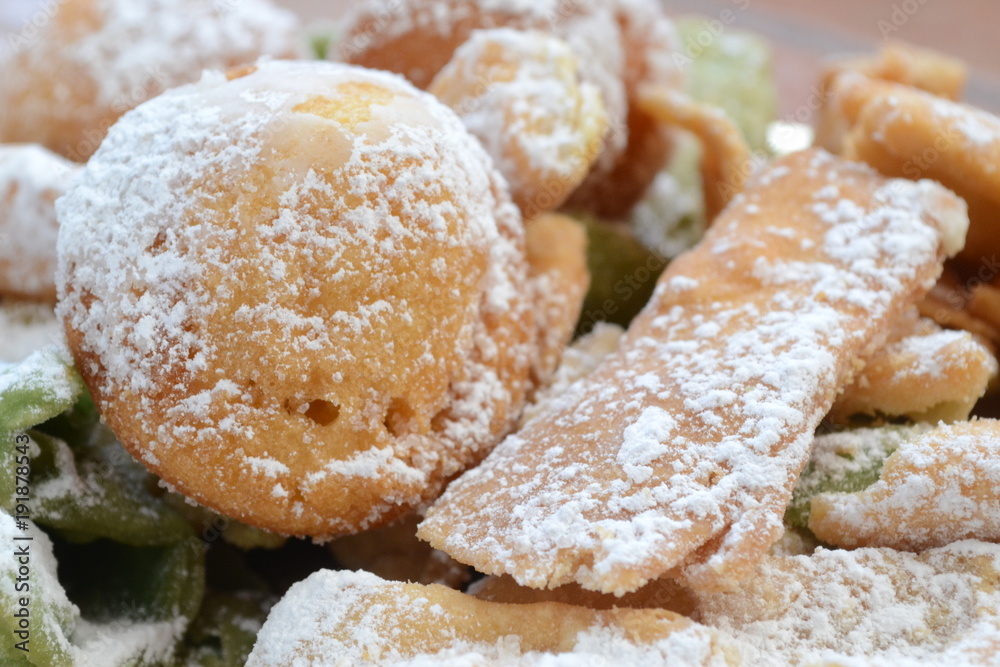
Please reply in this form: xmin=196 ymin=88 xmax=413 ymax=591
xmin=2 ymin=0 xmax=1000 ymax=665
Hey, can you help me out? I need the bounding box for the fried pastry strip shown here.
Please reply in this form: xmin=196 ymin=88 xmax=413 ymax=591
xmin=834 ymin=75 xmax=1000 ymax=269
xmin=469 ymin=542 xmax=1000 ymax=666
xmin=246 ymin=570 xmax=738 ymax=665
xmin=815 ymin=40 xmax=966 ymax=153
xmin=809 ymin=420 xmax=1000 ymax=550
xmin=829 ymin=308 xmax=996 ymax=423
xmin=420 ymin=148 xmax=967 ymax=595
xmin=637 ymin=86 xmax=751 ymax=222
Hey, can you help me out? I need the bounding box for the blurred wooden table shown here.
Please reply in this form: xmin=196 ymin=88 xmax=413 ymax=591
xmin=278 ymin=0 xmax=1000 ymax=114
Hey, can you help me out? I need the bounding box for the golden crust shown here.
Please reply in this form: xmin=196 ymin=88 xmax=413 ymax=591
xmin=419 ymin=149 xmax=962 ymax=595
xmin=636 ymin=86 xmax=751 ymax=223
xmin=815 ymin=40 xmax=966 ymax=153
xmin=809 ymin=420 xmax=1000 ymax=551
xmin=829 ymin=309 xmax=997 ymax=423
xmin=57 ymin=61 xmax=581 ymax=538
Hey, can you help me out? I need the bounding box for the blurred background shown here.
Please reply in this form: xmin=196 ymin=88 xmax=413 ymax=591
xmin=0 ymin=0 xmax=996 ymax=113
xmin=270 ymin=0 xmax=1000 ymax=114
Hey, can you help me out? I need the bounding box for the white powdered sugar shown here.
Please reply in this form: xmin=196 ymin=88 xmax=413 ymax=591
xmin=0 ymin=302 xmax=65 ymax=363
xmin=0 ymin=145 xmax=81 ymax=300
xmin=420 ymin=149 xmax=964 ymax=594
xmin=44 ymin=0 xmax=301 ymax=108
xmin=56 ymin=58 xmax=536 ymax=534
xmin=247 ymin=569 xmax=733 ymax=666
xmin=693 ymin=541 xmax=1000 ymax=666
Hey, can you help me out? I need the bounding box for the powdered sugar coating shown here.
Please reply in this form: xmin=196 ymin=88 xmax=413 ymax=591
xmin=695 ymin=541 xmax=1000 ymax=666
xmin=0 ymin=145 xmax=81 ymax=302
xmin=246 ymin=569 xmax=736 ymax=666
xmin=0 ymin=0 xmax=303 ymax=160
xmin=420 ymin=149 xmax=965 ymax=595
xmin=809 ymin=420 xmax=1000 ymax=550
xmin=56 ymin=59 xmax=539 ymax=537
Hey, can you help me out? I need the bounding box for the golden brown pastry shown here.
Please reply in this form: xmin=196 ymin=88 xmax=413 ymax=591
xmin=419 ymin=148 xmax=967 ymax=595
xmin=815 ymin=40 xmax=966 ymax=153
xmin=429 ymin=29 xmax=608 ymax=217
xmin=829 ymin=308 xmax=997 ymax=423
xmin=339 ymin=0 xmax=685 ymax=217
xmin=468 ymin=542 xmax=1000 ymax=666
xmin=246 ymin=569 xmax=738 ymax=665
xmin=56 ymin=60 xmax=582 ymax=538
xmin=809 ymin=420 xmax=1000 ymax=550
xmin=0 ymin=145 xmax=81 ymax=302
xmin=0 ymin=0 xmax=302 ymax=161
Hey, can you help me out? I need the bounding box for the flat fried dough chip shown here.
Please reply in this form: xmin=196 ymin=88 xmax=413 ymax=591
xmin=829 ymin=308 xmax=997 ymax=423
xmin=815 ymin=40 xmax=966 ymax=153
xmin=245 ymin=570 xmax=738 ymax=666
xmin=419 ymin=148 xmax=967 ymax=595
xmin=835 ymin=76 xmax=1000 ymax=270
xmin=809 ymin=420 xmax=1000 ymax=551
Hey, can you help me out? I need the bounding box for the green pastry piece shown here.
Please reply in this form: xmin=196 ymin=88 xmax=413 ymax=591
xmin=676 ymin=16 xmax=779 ymax=153
xmin=0 ymin=516 xmax=78 ymax=667
xmin=575 ymin=215 xmax=667 ymax=334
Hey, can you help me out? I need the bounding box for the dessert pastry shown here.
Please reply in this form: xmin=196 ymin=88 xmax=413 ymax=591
xmin=0 ymin=0 xmax=302 ymax=161
xmin=56 ymin=59 xmax=584 ymax=538
xmin=815 ymin=40 xmax=967 ymax=153
xmin=428 ymin=29 xmax=608 ymax=217
xmin=828 ymin=308 xmax=996 ymax=423
xmin=0 ymin=145 xmax=81 ymax=302
xmin=809 ymin=419 xmax=1000 ymax=550
xmin=339 ymin=0 xmax=687 ymax=218
xmin=419 ymin=148 xmax=968 ymax=595
xmin=246 ymin=569 xmax=738 ymax=665
xmin=833 ymin=75 xmax=1000 ymax=271
xmin=466 ymin=542 xmax=1000 ymax=666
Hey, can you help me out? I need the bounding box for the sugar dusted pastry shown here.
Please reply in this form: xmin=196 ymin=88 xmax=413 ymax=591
xmin=815 ymin=40 xmax=966 ymax=153
xmin=467 ymin=542 xmax=1000 ymax=666
xmin=829 ymin=308 xmax=997 ymax=423
xmin=0 ymin=0 xmax=302 ymax=161
xmin=339 ymin=0 xmax=685 ymax=217
xmin=246 ymin=570 xmax=738 ymax=666
xmin=420 ymin=148 xmax=968 ymax=595
xmin=429 ymin=29 xmax=608 ymax=217
xmin=56 ymin=60 xmax=582 ymax=538
xmin=0 ymin=145 xmax=81 ymax=302
xmin=831 ymin=74 xmax=1000 ymax=269
xmin=809 ymin=420 xmax=1000 ymax=551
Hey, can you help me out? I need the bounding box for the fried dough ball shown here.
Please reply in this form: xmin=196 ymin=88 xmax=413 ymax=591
xmin=339 ymin=0 xmax=684 ymax=217
xmin=0 ymin=0 xmax=302 ymax=162
xmin=0 ymin=145 xmax=81 ymax=302
xmin=429 ymin=29 xmax=608 ymax=217
xmin=56 ymin=60 xmax=579 ymax=538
